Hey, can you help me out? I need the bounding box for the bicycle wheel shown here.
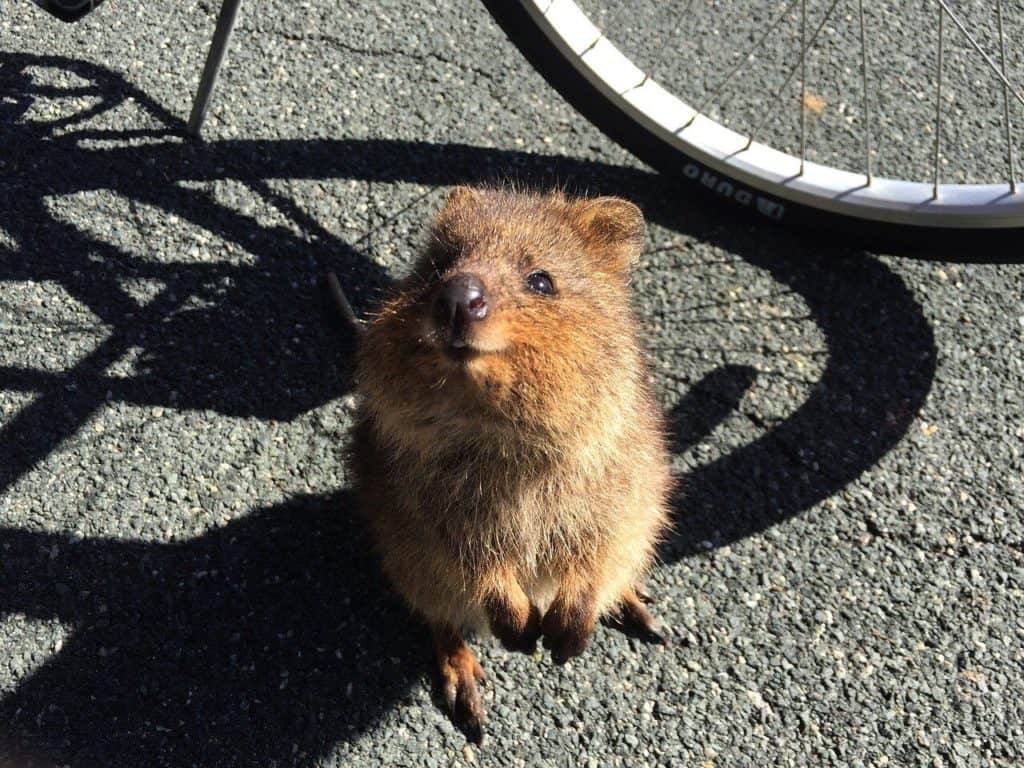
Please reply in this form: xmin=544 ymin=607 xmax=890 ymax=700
xmin=482 ymin=0 xmax=1024 ymax=254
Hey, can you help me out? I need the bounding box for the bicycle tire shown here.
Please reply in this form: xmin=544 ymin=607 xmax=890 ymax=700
xmin=30 ymin=0 xmax=106 ymax=23
xmin=481 ymin=0 xmax=1024 ymax=258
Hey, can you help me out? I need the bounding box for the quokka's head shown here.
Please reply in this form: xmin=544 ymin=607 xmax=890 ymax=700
xmin=359 ymin=187 xmax=648 ymax=441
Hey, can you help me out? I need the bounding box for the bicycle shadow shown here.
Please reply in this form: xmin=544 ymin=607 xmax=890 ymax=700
xmin=0 ymin=493 xmax=423 ymax=768
xmin=1 ymin=53 xmax=936 ymax=765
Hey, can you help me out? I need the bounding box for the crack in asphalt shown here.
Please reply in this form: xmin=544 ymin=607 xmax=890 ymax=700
xmin=238 ymin=26 xmax=501 ymax=85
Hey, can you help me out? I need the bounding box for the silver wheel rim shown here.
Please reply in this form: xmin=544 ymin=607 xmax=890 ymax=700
xmin=529 ymin=0 xmax=1024 ymax=229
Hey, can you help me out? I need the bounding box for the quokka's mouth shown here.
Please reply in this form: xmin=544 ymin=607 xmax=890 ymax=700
xmin=421 ymin=316 xmax=505 ymax=362
xmin=442 ymin=343 xmax=482 ymax=363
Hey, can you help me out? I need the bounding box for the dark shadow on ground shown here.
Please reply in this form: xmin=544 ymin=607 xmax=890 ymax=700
xmin=661 ymin=230 xmax=937 ymax=556
xmin=0 ymin=52 xmax=936 ymax=765
xmin=0 ymin=493 xmax=425 ymax=768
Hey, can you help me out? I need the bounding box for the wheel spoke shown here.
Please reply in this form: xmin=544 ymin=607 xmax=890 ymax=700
xmin=745 ymin=0 xmax=844 ymax=150
xmin=996 ymin=0 xmax=1018 ymax=194
xmin=683 ymin=0 xmax=801 ymax=129
xmin=799 ymin=0 xmax=807 ymax=175
xmin=934 ymin=0 xmax=1024 ymax=111
xmin=933 ymin=4 xmax=944 ymax=200
xmin=858 ymin=0 xmax=873 ymax=185
xmin=649 ymin=0 xmax=696 ymax=85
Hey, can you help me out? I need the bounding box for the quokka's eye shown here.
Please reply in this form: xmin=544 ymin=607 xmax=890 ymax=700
xmin=526 ymin=270 xmax=555 ymax=296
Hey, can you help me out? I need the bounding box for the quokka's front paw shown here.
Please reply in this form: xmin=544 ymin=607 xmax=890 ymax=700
xmin=541 ymin=600 xmax=595 ymax=664
xmin=490 ymin=604 xmax=542 ymax=654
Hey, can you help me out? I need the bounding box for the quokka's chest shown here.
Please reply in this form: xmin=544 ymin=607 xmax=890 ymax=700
xmin=420 ymin=471 xmax=610 ymax=566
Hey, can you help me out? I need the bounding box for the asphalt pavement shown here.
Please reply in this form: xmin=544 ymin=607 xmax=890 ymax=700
xmin=1 ymin=1 xmax=1022 ymax=766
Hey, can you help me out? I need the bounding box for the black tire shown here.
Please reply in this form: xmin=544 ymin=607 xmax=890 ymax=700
xmin=480 ymin=0 xmax=1023 ymax=260
xmin=30 ymin=0 xmax=106 ymax=23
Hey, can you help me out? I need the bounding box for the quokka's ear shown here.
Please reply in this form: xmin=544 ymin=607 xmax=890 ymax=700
xmin=433 ymin=186 xmax=482 ymax=249
xmin=442 ymin=185 xmax=481 ymax=214
xmin=571 ymin=196 xmax=646 ymax=274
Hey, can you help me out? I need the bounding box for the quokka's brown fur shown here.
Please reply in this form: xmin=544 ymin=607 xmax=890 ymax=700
xmin=350 ymin=186 xmax=672 ymax=741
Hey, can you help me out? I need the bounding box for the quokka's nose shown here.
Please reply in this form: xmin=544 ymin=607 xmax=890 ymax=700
xmin=435 ymin=274 xmax=488 ymax=344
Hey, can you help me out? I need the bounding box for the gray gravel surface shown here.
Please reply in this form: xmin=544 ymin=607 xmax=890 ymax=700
xmin=1 ymin=1 xmax=1022 ymax=767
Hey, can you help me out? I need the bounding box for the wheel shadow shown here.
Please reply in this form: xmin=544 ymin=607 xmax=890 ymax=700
xmin=661 ymin=226 xmax=937 ymax=555
xmin=0 ymin=53 xmax=936 ymax=765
